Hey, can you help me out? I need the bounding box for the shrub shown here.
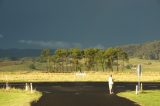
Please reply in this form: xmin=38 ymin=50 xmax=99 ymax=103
xmin=125 ymin=64 xmax=133 ymax=69
xmin=29 ymin=63 xmax=36 ymax=70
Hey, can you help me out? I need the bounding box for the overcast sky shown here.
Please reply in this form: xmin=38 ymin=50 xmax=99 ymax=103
xmin=0 ymin=0 xmax=160 ymax=49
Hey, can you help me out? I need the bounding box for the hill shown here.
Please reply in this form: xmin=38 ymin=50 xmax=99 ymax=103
xmin=120 ymin=40 xmax=160 ymax=59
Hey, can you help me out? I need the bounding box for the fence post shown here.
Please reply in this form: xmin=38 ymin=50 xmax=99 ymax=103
xmin=140 ymin=83 xmax=143 ymax=92
xmin=5 ymin=75 xmax=9 ymax=90
xmin=6 ymin=82 xmax=9 ymax=90
xmin=136 ymin=85 xmax=138 ymax=95
xmin=25 ymin=83 xmax=29 ymax=91
xmin=30 ymin=83 xmax=33 ymax=93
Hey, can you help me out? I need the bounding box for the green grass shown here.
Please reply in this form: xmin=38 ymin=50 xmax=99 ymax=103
xmin=0 ymin=88 xmax=42 ymax=106
xmin=118 ymin=90 xmax=160 ymax=106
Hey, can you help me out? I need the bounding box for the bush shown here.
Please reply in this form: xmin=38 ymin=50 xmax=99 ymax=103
xmin=29 ymin=63 xmax=36 ymax=70
xmin=125 ymin=64 xmax=133 ymax=69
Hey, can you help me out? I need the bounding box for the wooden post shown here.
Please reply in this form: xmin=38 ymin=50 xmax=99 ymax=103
xmin=136 ymin=85 xmax=138 ymax=95
xmin=30 ymin=83 xmax=33 ymax=93
xmin=141 ymin=83 xmax=143 ymax=92
xmin=25 ymin=83 xmax=28 ymax=91
xmin=5 ymin=76 xmax=9 ymax=90
xmin=6 ymin=82 xmax=9 ymax=90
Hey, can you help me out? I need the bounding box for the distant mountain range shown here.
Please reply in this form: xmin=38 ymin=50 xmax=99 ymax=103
xmin=0 ymin=40 xmax=160 ymax=60
xmin=0 ymin=49 xmax=42 ymax=58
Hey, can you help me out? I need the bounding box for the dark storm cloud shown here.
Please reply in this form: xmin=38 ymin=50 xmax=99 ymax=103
xmin=0 ymin=0 xmax=4 ymax=6
xmin=0 ymin=0 xmax=160 ymax=49
xmin=0 ymin=34 xmax=3 ymax=38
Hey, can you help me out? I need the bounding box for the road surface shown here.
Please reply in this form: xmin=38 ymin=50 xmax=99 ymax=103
xmin=0 ymin=82 xmax=160 ymax=106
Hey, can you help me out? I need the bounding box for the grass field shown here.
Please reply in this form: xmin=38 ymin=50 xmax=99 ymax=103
xmin=0 ymin=88 xmax=42 ymax=106
xmin=1 ymin=58 xmax=160 ymax=72
xmin=118 ymin=90 xmax=160 ymax=106
xmin=0 ymin=58 xmax=159 ymax=82
xmin=0 ymin=71 xmax=159 ymax=82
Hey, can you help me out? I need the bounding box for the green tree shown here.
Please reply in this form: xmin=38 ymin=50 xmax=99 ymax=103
xmin=96 ymin=49 xmax=105 ymax=71
xmin=69 ymin=48 xmax=82 ymax=72
xmin=54 ymin=48 xmax=69 ymax=72
xmin=119 ymin=50 xmax=129 ymax=71
xmin=83 ymin=48 xmax=99 ymax=71
xmin=104 ymin=48 xmax=115 ymax=71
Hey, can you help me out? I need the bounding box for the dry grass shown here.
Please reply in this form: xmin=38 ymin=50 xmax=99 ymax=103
xmin=0 ymin=71 xmax=159 ymax=82
xmin=0 ymin=58 xmax=160 ymax=82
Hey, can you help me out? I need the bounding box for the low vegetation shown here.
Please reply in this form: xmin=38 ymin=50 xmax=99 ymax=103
xmin=0 ymin=88 xmax=42 ymax=106
xmin=0 ymin=57 xmax=160 ymax=82
xmin=118 ymin=90 xmax=160 ymax=106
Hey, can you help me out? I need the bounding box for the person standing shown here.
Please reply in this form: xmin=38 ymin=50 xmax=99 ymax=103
xmin=108 ymin=74 xmax=114 ymax=94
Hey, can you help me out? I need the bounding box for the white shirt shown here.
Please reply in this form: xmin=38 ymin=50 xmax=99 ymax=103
xmin=108 ymin=76 xmax=113 ymax=85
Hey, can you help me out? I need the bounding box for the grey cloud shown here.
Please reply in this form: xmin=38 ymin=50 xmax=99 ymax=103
xmin=19 ymin=40 xmax=82 ymax=48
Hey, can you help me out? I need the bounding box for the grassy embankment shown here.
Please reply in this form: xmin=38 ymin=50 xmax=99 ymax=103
xmin=0 ymin=88 xmax=42 ymax=106
xmin=118 ymin=90 xmax=160 ymax=106
xmin=0 ymin=58 xmax=159 ymax=82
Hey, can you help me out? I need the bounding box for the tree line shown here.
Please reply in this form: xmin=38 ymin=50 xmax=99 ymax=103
xmin=40 ymin=48 xmax=129 ymax=72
